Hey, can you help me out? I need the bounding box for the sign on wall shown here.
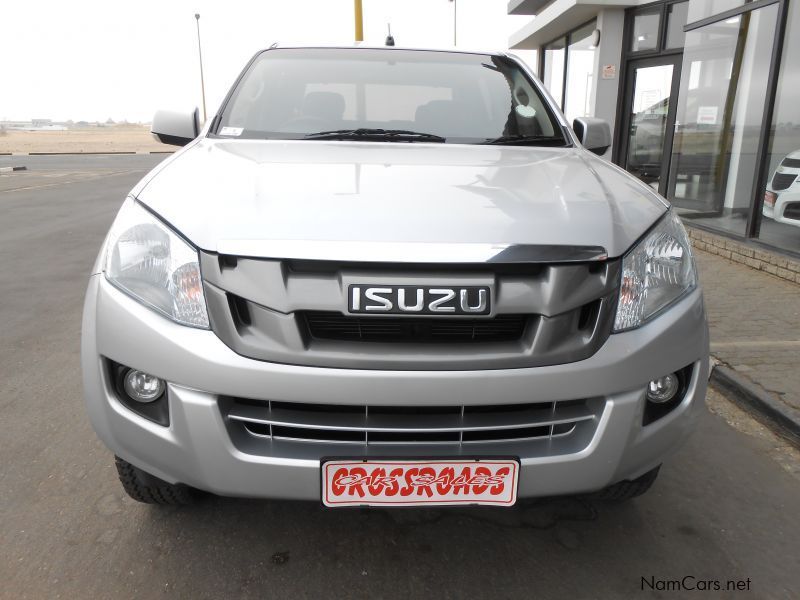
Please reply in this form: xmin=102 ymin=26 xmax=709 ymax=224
xmin=602 ymin=64 xmax=617 ymax=79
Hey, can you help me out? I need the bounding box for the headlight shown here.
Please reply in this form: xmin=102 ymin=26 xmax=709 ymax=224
xmin=614 ymin=210 xmax=696 ymax=332
xmin=104 ymin=199 xmax=209 ymax=328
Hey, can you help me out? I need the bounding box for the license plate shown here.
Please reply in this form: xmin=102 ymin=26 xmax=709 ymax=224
xmin=321 ymin=459 xmax=519 ymax=507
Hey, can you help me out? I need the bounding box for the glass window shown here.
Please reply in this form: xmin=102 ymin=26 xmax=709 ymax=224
xmin=624 ymin=63 xmax=675 ymax=190
xmin=668 ymin=5 xmax=778 ymax=237
xmin=564 ymin=21 xmax=597 ymax=123
xmin=631 ymin=8 xmax=661 ymax=52
xmin=543 ymin=37 xmax=566 ymax=108
xmin=758 ymin=0 xmax=800 ymax=253
xmin=665 ymin=2 xmax=690 ymax=49
xmin=686 ymin=0 xmax=752 ymax=23
xmin=218 ymin=48 xmax=563 ymax=143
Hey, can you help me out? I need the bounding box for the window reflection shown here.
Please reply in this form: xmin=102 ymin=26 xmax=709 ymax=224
xmin=631 ymin=9 xmax=660 ymax=52
xmin=665 ymin=2 xmax=689 ymax=49
xmin=668 ymin=5 xmax=778 ymax=237
xmin=758 ymin=0 xmax=800 ymax=252
xmin=625 ymin=64 xmax=675 ymax=190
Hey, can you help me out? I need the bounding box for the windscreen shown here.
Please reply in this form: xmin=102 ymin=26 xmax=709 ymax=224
xmin=215 ymin=48 xmax=565 ymax=144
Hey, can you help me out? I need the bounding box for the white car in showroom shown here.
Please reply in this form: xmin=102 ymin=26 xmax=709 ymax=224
xmin=763 ymin=150 xmax=800 ymax=227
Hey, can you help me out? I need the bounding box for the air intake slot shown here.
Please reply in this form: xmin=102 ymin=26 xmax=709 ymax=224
xmin=303 ymin=312 xmax=530 ymax=343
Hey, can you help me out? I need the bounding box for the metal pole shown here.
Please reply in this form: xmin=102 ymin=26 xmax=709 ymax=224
xmin=354 ymin=0 xmax=364 ymax=41
xmin=195 ymin=13 xmax=207 ymax=123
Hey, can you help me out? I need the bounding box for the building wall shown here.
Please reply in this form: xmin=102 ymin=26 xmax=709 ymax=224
xmin=591 ymin=9 xmax=625 ymax=159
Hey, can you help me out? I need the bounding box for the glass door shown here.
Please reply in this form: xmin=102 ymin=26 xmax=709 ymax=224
xmin=619 ymin=55 xmax=682 ymax=195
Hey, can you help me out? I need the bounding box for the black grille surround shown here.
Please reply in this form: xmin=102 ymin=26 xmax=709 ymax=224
xmin=783 ymin=202 xmax=800 ymax=221
xmin=771 ymin=172 xmax=797 ymax=191
xmin=781 ymin=157 xmax=800 ymax=169
xmin=201 ymin=253 xmax=621 ymax=371
xmin=303 ymin=312 xmax=530 ymax=343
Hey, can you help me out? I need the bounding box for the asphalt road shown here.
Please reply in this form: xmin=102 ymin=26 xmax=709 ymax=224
xmin=2 ymin=156 xmax=800 ymax=600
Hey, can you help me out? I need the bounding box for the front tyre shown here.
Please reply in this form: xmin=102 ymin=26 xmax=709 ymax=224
xmin=115 ymin=456 xmax=195 ymax=505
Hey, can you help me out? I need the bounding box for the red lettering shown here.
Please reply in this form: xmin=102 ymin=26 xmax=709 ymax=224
xmin=367 ymin=468 xmax=387 ymax=496
xmin=434 ymin=467 xmax=455 ymax=495
xmin=490 ymin=467 xmax=511 ymax=495
xmin=399 ymin=468 xmax=419 ymax=497
xmin=471 ymin=466 xmax=491 ymax=495
xmin=452 ymin=467 xmax=471 ymax=495
xmin=414 ymin=467 xmax=436 ymax=497
xmin=384 ymin=468 xmax=403 ymax=497
xmin=330 ymin=467 xmax=349 ymax=497
xmin=346 ymin=467 xmax=367 ymax=497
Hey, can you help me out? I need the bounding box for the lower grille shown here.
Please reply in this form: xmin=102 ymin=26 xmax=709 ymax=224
xmin=223 ymin=398 xmax=597 ymax=446
xmin=783 ymin=202 xmax=800 ymax=220
xmin=302 ymin=312 xmax=529 ymax=343
xmin=772 ymin=172 xmax=797 ymax=191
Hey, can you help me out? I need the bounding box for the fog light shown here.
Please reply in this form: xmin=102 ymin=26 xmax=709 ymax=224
xmin=123 ymin=369 xmax=165 ymax=403
xmin=646 ymin=373 xmax=680 ymax=404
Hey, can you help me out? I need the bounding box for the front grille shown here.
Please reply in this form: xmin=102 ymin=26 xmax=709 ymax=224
xmin=223 ymin=398 xmax=598 ymax=446
xmin=200 ymin=253 xmax=621 ymax=370
xmin=303 ymin=312 xmax=529 ymax=343
xmin=781 ymin=157 xmax=800 ymax=169
xmin=772 ymin=172 xmax=797 ymax=191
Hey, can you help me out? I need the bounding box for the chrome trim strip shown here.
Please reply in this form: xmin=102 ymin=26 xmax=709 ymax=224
xmin=241 ymin=426 xmax=578 ymax=445
xmin=215 ymin=240 xmax=608 ymax=264
xmin=227 ymin=405 xmax=595 ymax=432
xmin=461 ymin=425 xmax=577 ymax=444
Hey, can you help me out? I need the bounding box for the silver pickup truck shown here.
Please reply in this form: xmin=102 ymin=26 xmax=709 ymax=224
xmin=82 ymin=45 xmax=708 ymax=508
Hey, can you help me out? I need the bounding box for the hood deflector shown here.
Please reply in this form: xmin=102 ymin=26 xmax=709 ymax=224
xmin=215 ymin=240 xmax=608 ymax=264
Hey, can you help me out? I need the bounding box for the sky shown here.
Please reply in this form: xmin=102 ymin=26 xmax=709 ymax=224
xmin=0 ymin=0 xmax=536 ymax=123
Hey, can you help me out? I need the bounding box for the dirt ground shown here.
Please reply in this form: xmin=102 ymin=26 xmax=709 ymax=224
xmin=0 ymin=126 xmax=174 ymax=154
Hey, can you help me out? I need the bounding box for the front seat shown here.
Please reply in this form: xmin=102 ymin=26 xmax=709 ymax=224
xmin=302 ymin=91 xmax=346 ymax=122
xmin=415 ymin=100 xmax=470 ymax=137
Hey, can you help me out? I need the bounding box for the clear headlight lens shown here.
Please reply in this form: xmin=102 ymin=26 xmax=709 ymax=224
xmin=614 ymin=210 xmax=696 ymax=332
xmin=104 ymin=199 xmax=209 ymax=328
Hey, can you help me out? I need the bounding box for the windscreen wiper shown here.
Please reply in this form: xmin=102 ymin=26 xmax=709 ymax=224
xmin=304 ymin=128 xmax=446 ymax=143
xmin=483 ymin=135 xmax=567 ymax=146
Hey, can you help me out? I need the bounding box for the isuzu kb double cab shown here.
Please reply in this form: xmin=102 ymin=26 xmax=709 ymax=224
xmin=82 ymin=46 xmax=708 ymax=507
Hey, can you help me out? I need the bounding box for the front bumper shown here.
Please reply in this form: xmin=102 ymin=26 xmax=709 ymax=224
xmin=82 ymin=275 xmax=709 ymax=501
xmin=763 ymin=188 xmax=800 ymax=227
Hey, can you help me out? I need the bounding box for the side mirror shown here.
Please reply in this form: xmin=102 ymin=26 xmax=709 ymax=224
xmin=573 ymin=117 xmax=611 ymax=155
xmin=151 ymin=108 xmax=200 ymax=147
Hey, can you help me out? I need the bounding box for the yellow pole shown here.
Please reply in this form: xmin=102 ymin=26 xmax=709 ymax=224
xmin=354 ymin=0 xmax=364 ymax=41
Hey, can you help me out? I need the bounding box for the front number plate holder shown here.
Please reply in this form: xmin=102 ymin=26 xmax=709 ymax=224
xmin=321 ymin=459 xmax=519 ymax=507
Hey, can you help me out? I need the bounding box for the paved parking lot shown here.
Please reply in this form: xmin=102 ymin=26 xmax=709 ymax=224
xmin=2 ymin=155 xmax=800 ymax=599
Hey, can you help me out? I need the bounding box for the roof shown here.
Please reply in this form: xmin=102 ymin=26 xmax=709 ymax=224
xmin=507 ymin=0 xmax=554 ymax=16
xmin=262 ymin=42 xmax=503 ymax=57
xmin=509 ymin=0 xmax=642 ymax=49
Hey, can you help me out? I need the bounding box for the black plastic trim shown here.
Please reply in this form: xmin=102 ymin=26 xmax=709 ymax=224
xmin=106 ymin=360 xmax=169 ymax=427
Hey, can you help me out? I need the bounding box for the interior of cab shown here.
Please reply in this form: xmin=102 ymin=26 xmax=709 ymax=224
xmin=220 ymin=48 xmax=559 ymax=142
